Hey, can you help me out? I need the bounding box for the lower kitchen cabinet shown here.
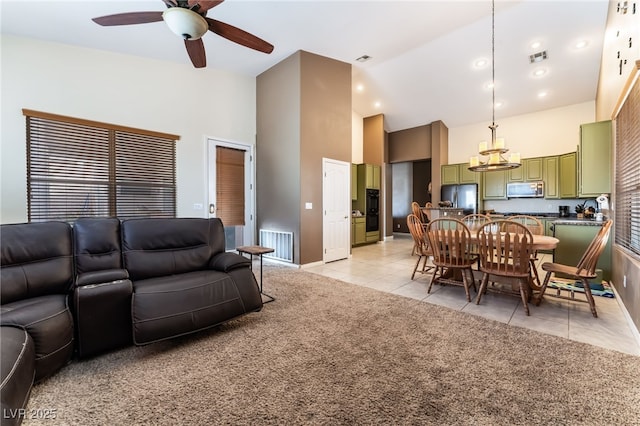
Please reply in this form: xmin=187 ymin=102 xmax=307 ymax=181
xmin=352 ymin=217 xmax=366 ymax=246
xmin=365 ymin=230 xmax=379 ymax=243
xmin=553 ymin=222 xmax=611 ymax=281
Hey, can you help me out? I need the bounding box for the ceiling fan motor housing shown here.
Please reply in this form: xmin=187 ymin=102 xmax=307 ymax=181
xmin=163 ymin=7 xmax=208 ymax=40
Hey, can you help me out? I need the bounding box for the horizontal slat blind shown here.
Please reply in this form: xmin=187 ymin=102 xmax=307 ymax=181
xmin=615 ymin=74 xmax=640 ymax=256
xmin=26 ymin=112 xmax=176 ymax=222
xmin=116 ymin=131 xmax=175 ymax=218
xmin=216 ymin=146 xmax=245 ymax=226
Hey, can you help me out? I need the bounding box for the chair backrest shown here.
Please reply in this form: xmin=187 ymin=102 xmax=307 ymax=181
xmin=411 ymin=202 xmax=425 ymax=222
xmin=427 ymin=218 xmax=474 ymax=267
xmin=424 ymin=202 xmax=433 ymax=221
xmin=462 ymin=213 xmax=492 ymax=232
xmin=477 ymin=220 xmax=533 ymax=278
xmin=407 ymin=214 xmax=430 ymax=254
xmin=506 ymin=215 xmax=544 ymax=235
xmin=576 ymin=219 xmax=613 ymax=276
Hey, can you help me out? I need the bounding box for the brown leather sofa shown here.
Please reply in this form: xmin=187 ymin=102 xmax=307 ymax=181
xmin=1 ymin=217 xmax=263 ymax=424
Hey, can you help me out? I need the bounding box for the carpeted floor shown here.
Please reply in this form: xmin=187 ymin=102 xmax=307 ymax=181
xmin=24 ymin=267 xmax=640 ymax=425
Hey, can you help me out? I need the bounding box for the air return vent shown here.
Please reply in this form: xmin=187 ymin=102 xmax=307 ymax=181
xmin=529 ymin=51 xmax=548 ymax=63
xmin=259 ymin=229 xmax=294 ymax=263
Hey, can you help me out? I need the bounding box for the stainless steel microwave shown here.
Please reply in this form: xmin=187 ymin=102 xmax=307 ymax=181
xmin=506 ymin=181 xmax=544 ymax=198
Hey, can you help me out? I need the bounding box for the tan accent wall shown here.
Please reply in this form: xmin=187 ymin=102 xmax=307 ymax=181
xmin=363 ymin=114 xmax=384 ymax=165
xmin=430 ymin=120 xmax=449 ymax=205
xmin=388 ymin=125 xmax=432 ymax=163
xmin=257 ymin=51 xmax=351 ymax=266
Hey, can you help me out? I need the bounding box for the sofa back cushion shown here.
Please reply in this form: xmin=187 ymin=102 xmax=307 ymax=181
xmin=121 ymin=218 xmax=225 ymax=280
xmin=73 ymin=217 xmax=123 ymax=275
xmin=1 ymin=222 xmax=73 ymax=304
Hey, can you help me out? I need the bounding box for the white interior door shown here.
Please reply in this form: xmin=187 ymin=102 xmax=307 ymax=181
xmin=207 ymin=138 xmax=254 ymax=250
xmin=323 ymin=158 xmax=351 ymax=263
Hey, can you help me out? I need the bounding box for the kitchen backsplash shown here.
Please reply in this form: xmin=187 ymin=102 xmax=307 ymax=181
xmin=484 ymin=198 xmax=601 ymax=215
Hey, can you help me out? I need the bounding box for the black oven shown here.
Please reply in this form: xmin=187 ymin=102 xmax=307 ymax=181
xmin=366 ymin=189 xmax=379 ymax=232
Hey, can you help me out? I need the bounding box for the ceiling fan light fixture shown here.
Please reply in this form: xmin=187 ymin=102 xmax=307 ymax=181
xmin=163 ymin=7 xmax=208 ymax=40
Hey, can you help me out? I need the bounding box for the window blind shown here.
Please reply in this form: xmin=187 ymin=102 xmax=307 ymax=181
xmin=614 ymin=73 xmax=640 ymax=256
xmin=24 ymin=109 xmax=178 ymax=222
xmin=216 ymin=146 xmax=245 ymax=226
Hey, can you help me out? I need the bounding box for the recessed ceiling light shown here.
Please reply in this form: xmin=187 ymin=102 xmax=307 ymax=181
xmin=575 ymin=40 xmax=588 ymax=49
xmin=474 ymin=58 xmax=489 ymax=69
xmin=538 ymin=91 xmax=548 ymax=98
xmin=532 ymin=68 xmax=547 ymax=77
xmin=484 ymin=81 xmax=494 ymax=90
xmin=356 ymin=55 xmax=372 ymax=63
xmin=355 ymin=84 xmax=364 ymax=93
xmin=494 ymin=101 xmax=503 ymax=108
xmin=530 ymin=41 xmax=542 ymax=49
xmin=374 ymin=101 xmax=381 ymax=108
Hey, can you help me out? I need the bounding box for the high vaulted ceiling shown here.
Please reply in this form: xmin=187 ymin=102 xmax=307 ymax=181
xmin=1 ymin=0 xmax=610 ymax=132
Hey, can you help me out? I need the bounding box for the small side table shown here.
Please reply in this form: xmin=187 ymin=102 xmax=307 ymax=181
xmin=236 ymin=245 xmax=275 ymax=303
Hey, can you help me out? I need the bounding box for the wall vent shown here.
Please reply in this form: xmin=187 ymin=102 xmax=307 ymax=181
xmin=529 ymin=51 xmax=548 ymax=63
xmin=259 ymin=229 xmax=294 ymax=263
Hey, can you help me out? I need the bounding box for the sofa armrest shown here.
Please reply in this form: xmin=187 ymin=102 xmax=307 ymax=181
xmin=76 ymin=269 xmax=129 ymax=287
xmin=209 ymin=252 xmax=251 ymax=273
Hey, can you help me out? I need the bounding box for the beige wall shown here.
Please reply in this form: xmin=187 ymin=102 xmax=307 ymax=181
xmin=0 ymin=35 xmax=257 ymax=224
xmin=257 ymin=51 xmax=351 ymax=265
xmin=363 ymin=114 xmax=384 ymax=165
xmin=448 ymin=102 xmax=595 ymax=164
xmin=388 ymin=125 xmax=432 ymax=163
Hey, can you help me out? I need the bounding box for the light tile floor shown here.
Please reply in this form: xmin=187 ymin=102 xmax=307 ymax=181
xmin=303 ymin=233 xmax=640 ymax=356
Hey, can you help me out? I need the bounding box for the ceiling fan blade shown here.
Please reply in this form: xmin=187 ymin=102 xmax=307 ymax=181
xmin=188 ymin=0 xmax=224 ymax=13
xmin=185 ymin=39 xmax=207 ymax=68
xmin=92 ymin=12 xmax=164 ymax=26
xmin=205 ymin=18 xmax=274 ymax=54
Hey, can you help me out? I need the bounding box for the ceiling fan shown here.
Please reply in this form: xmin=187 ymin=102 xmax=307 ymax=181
xmin=92 ymin=0 xmax=274 ymax=68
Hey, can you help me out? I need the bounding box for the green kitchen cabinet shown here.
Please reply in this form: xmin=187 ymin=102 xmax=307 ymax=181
xmin=508 ymin=157 xmax=543 ymax=182
xmin=352 ymin=217 xmax=366 ymax=246
xmin=559 ymin=152 xmax=577 ymax=198
xmin=441 ymin=164 xmax=459 ymax=185
xmin=441 ymin=163 xmax=479 ymax=185
xmin=579 ymin=120 xmax=612 ymax=197
xmin=351 ymin=163 xmax=358 ymax=200
xmin=543 ymin=156 xmax=559 ymax=199
xmin=553 ymin=222 xmax=611 ymax=281
xmin=358 ymin=163 xmax=380 ymax=190
xmin=482 ymin=169 xmax=507 ymax=200
xmin=365 ymin=230 xmax=379 ymax=243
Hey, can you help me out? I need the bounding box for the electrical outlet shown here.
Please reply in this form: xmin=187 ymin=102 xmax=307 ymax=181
xmin=397 ymin=223 xmax=400 ymax=229
xmin=623 ymin=275 xmax=627 ymax=288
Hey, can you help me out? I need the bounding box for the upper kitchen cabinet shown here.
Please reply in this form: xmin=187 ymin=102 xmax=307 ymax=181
xmin=441 ymin=163 xmax=479 ymax=185
xmin=508 ymin=157 xmax=543 ymax=183
xmin=359 ymin=163 xmax=380 ymax=189
xmin=482 ymin=170 xmax=507 ymax=200
xmin=578 ymin=120 xmax=612 ymax=197
xmin=543 ymin=156 xmax=559 ymax=199
xmin=559 ymin=152 xmax=577 ymax=198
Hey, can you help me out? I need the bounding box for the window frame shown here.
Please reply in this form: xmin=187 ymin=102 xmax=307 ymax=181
xmin=23 ymin=109 xmax=179 ymax=222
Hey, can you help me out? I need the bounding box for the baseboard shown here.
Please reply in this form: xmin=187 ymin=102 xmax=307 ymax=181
xmin=610 ymin=282 xmax=640 ymax=348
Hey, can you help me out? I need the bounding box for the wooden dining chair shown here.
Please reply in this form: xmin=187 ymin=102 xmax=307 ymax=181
xmin=407 ymin=214 xmax=434 ymax=279
xmin=423 ymin=202 xmax=433 ymax=221
xmin=535 ymin=219 xmax=613 ymax=318
xmin=411 ymin=201 xmax=427 ymax=223
xmin=462 ymin=213 xmax=492 ymax=269
xmin=475 ymin=220 xmax=535 ymax=315
xmin=504 ymin=215 xmax=544 ymax=286
xmin=426 ymin=218 xmax=478 ymax=302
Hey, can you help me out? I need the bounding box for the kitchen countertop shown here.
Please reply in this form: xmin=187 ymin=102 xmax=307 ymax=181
xmin=552 ymin=218 xmax=608 ymax=226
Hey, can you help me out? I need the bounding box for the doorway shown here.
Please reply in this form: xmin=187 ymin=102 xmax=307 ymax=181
xmin=207 ymin=139 xmax=254 ymax=250
xmin=322 ymin=158 xmax=351 ymax=263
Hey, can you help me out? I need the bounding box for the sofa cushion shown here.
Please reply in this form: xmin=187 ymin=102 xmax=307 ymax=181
xmin=132 ymin=270 xmax=250 ymax=345
xmin=121 ymin=218 xmax=226 ymax=281
xmin=1 ymin=295 xmax=74 ymax=381
xmin=73 ymin=217 xmax=122 ymax=275
xmin=1 ymin=326 xmax=35 ymax=426
xmin=1 ymin=222 xmax=73 ymax=304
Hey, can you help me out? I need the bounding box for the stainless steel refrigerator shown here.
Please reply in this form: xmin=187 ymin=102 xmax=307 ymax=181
xmin=440 ymin=184 xmax=478 ymax=215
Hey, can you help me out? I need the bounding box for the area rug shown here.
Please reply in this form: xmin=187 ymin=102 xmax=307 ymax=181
xmin=23 ymin=267 xmax=640 ymax=425
xmin=547 ymin=279 xmax=615 ymax=298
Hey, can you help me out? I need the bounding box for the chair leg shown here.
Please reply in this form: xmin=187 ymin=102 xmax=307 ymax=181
xmin=534 ymin=271 xmax=553 ymax=306
xmin=427 ymin=266 xmax=439 ymax=294
xmin=475 ymin=273 xmax=490 ymax=305
xmin=460 ymin=268 xmax=472 ymax=302
xmin=519 ymin=279 xmax=530 ymax=316
xmin=529 ymin=258 xmax=541 ymax=289
xmin=580 ymin=278 xmax=598 ymax=318
xmin=411 ymin=254 xmax=422 ymax=280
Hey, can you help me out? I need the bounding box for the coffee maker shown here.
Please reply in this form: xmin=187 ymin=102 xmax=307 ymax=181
xmin=559 ymin=205 xmax=570 ymax=217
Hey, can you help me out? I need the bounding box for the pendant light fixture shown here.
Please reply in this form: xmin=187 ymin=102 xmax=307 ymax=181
xmin=468 ymin=0 xmax=521 ymax=172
